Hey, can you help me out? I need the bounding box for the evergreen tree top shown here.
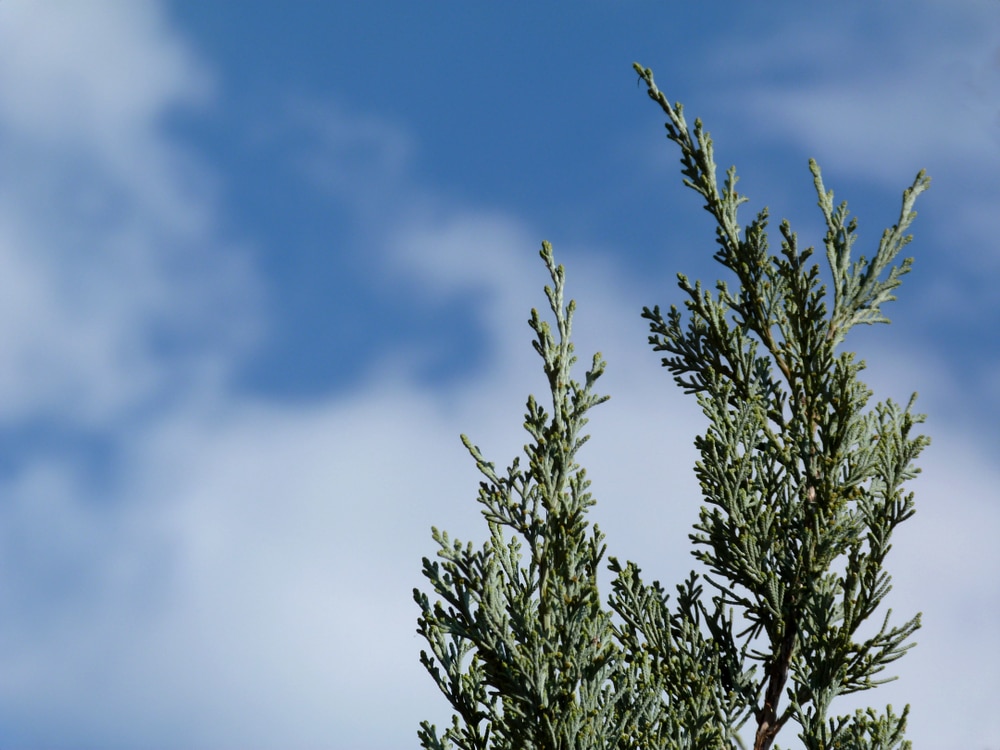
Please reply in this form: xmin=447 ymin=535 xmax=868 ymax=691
xmin=415 ymin=61 xmax=930 ymax=750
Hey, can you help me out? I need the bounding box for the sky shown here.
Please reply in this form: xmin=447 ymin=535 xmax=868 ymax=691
xmin=0 ymin=1 xmax=997 ymax=748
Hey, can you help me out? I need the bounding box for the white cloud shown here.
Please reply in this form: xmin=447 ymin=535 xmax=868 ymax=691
xmin=709 ymin=4 xmax=1000 ymax=166
xmin=284 ymin=98 xmax=416 ymax=222
xmin=0 ymin=0 xmax=258 ymax=426
xmin=0 ymin=0 xmax=213 ymax=214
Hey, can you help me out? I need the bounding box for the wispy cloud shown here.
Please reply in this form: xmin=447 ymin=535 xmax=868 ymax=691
xmin=0 ymin=0 xmax=258 ymax=427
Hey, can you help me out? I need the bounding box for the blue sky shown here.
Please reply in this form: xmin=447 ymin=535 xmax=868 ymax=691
xmin=0 ymin=2 xmax=997 ymax=748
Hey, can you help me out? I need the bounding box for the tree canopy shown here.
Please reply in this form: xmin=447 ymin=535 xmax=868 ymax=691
xmin=415 ymin=62 xmax=929 ymax=750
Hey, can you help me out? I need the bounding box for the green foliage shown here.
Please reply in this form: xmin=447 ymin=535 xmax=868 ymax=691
xmin=415 ymin=62 xmax=929 ymax=750
xmin=415 ymin=243 xmax=626 ymax=750
xmin=632 ymin=61 xmax=929 ymax=750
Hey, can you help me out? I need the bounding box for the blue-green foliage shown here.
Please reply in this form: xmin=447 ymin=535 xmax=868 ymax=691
xmin=415 ymin=63 xmax=929 ymax=750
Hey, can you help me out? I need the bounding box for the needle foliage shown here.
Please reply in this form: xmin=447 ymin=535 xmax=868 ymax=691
xmin=415 ymin=62 xmax=929 ymax=750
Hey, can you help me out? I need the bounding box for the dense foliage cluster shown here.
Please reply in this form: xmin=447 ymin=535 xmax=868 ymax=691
xmin=415 ymin=62 xmax=929 ymax=750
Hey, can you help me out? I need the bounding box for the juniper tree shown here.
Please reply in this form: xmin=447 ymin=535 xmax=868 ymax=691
xmin=414 ymin=242 xmax=635 ymax=750
xmin=415 ymin=62 xmax=929 ymax=750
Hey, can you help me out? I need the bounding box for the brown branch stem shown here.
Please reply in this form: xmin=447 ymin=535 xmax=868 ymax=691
xmin=753 ymin=619 xmax=796 ymax=750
